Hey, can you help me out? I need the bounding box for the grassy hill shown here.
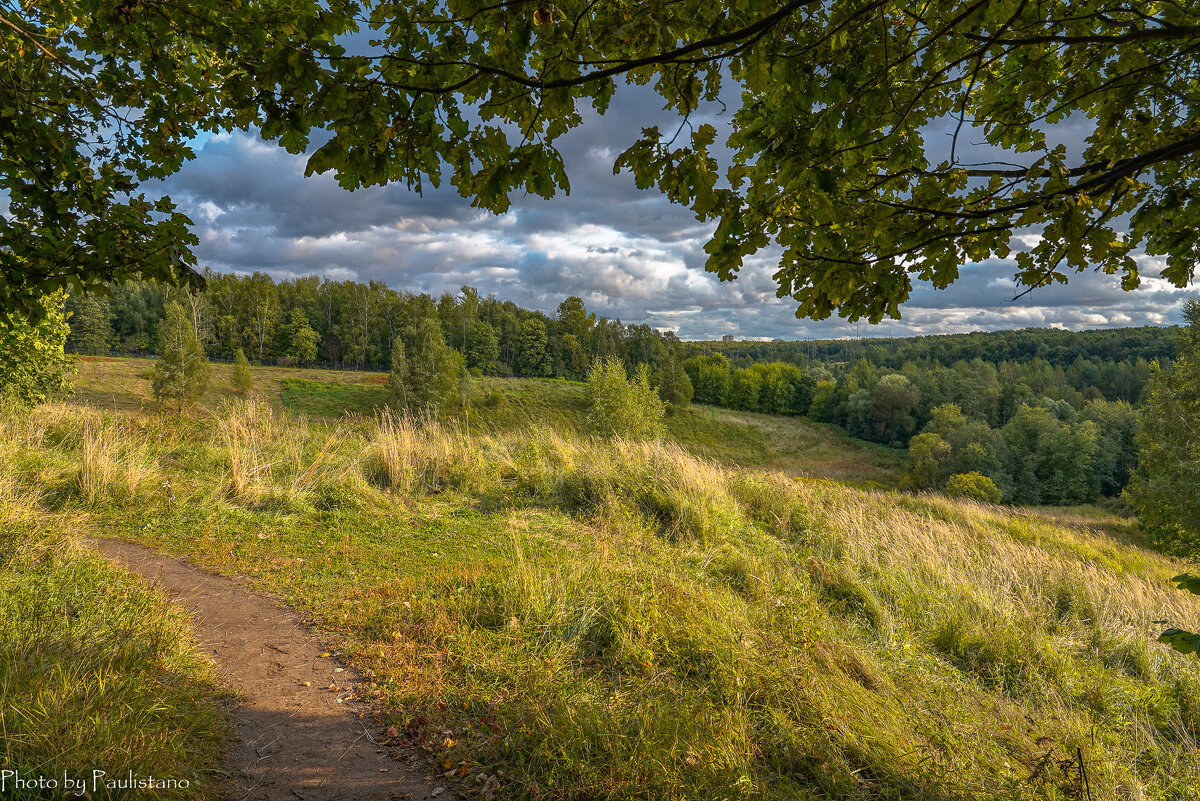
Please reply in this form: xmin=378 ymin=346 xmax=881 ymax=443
xmin=4 ymin=387 xmax=1200 ymax=799
xmin=71 ymin=357 xmax=903 ymax=486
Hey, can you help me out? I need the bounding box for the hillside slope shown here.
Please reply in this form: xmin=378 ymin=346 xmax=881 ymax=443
xmin=71 ymin=357 xmax=903 ymax=486
xmin=5 ymin=399 xmax=1200 ymax=800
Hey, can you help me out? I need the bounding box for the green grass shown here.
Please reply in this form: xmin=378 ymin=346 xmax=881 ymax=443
xmin=0 ymin=451 xmax=228 ymax=800
xmin=7 ymin=399 xmax=1200 ymax=801
xmin=72 ymin=359 xmax=901 ymax=486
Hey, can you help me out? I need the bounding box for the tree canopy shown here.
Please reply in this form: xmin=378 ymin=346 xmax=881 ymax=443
xmin=4 ymin=0 xmax=1199 ymax=320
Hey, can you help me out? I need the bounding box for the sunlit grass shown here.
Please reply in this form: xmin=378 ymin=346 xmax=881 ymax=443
xmin=6 ymin=399 xmax=1200 ymax=800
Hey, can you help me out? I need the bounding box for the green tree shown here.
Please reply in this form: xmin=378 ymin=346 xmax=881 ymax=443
xmin=902 ymin=433 xmax=953 ymax=492
xmin=586 ymin=359 xmax=665 ymax=441
xmin=389 ymin=317 xmax=466 ymax=417
xmin=0 ymin=293 xmax=74 ymax=406
xmin=849 ymin=374 xmax=920 ymax=445
xmin=515 ymin=318 xmax=549 ymax=376
xmin=1080 ymin=399 xmax=1139 ymax=497
xmin=727 ymin=368 xmax=762 ymax=412
xmin=1126 ymin=299 xmax=1200 ymax=550
xmin=282 ymin=308 xmax=321 ymax=363
xmin=152 ymin=302 xmax=211 ymax=412
xmin=656 ymin=353 xmax=694 ymax=409
xmin=945 ymin=472 xmax=1004 ymax=505
xmin=12 ymin=2 xmax=1198 ymax=321
xmin=559 ymin=334 xmax=590 ymax=380
xmin=466 ymin=320 xmax=501 ymax=375
xmin=809 ymin=380 xmax=838 ymax=422
xmin=65 ymin=292 xmax=113 ymax=355
xmin=682 ymin=354 xmax=731 ymax=406
xmin=231 ymin=349 xmax=254 ymax=396
xmin=1002 ymin=406 xmax=1061 ymax=505
xmin=556 ymin=296 xmax=595 ymax=343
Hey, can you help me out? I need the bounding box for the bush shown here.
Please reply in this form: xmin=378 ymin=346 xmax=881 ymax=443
xmin=944 ymin=472 xmax=1003 ymax=504
xmin=586 ymin=357 xmax=664 ymax=441
xmin=231 ymin=349 xmax=254 ymax=395
xmin=0 ymin=292 xmax=74 ymax=406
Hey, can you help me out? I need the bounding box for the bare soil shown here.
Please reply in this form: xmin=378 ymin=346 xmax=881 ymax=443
xmin=91 ymin=539 xmax=456 ymax=801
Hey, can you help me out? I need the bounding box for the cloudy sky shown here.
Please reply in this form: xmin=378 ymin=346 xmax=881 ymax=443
xmin=159 ymin=86 xmax=1198 ymax=341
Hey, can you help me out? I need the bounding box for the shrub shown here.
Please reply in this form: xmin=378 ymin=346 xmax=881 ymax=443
xmin=231 ymin=349 xmax=254 ymax=395
xmin=0 ymin=292 xmax=74 ymax=406
xmin=586 ymin=358 xmax=664 ymax=441
xmin=944 ymin=471 xmax=1003 ymax=504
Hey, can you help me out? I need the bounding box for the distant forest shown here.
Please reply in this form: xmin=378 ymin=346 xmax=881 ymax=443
xmin=66 ymin=271 xmax=1183 ymax=507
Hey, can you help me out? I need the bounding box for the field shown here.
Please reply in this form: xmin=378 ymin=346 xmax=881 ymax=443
xmin=4 ymin=357 xmax=1198 ymax=800
xmin=71 ymin=357 xmax=904 ymax=486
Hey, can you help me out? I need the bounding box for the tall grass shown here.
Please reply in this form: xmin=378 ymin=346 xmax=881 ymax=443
xmin=4 ymin=401 xmax=1200 ymax=800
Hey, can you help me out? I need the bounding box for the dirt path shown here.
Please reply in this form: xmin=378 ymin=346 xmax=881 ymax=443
xmin=91 ymin=539 xmax=455 ymax=801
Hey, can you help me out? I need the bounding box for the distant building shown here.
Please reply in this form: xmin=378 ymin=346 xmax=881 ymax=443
xmin=721 ymin=334 xmax=734 ymax=342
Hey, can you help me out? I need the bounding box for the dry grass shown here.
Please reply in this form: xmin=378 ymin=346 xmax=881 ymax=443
xmin=4 ymin=401 xmax=1200 ymax=800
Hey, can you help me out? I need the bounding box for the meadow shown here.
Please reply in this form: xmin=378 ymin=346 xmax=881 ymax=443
xmin=71 ymin=357 xmax=904 ymax=486
xmin=2 ymin=358 xmax=1199 ymax=799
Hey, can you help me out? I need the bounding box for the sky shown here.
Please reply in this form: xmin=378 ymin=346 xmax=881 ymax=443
xmin=157 ymin=86 xmax=1199 ymax=342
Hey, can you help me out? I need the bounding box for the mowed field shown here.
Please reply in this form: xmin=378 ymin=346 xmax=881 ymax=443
xmin=70 ymin=356 xmax=904 ymax=487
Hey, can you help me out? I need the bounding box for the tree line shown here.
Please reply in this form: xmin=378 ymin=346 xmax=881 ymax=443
xmin=67 ymin=271 xmax=1191 ymax=510
xmin=65 ymin=270 xmax=686 ymax=381
xmin=692 ymin=327 xmax=1177 ymax=372
xmin=679 ymin=345 xmax=1158 ymax=506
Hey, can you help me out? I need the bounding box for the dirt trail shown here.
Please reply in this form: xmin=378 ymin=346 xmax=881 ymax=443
xmin=91 ymin=539 xmax=455 ymax=801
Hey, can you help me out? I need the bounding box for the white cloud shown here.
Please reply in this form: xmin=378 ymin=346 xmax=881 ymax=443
xmin=155 ymin=119 xmax=1198 ymax=341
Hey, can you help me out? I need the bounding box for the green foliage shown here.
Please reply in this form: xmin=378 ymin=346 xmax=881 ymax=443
xmin=586 ymin=358 xmax=665 ymax=440
xmin=1127 ymin=299 xmax=1200 ymax=551
xmin=902 ymin=433 xmax=952 ymax=491
xmin=515 ymin=318 xmax=549 ymax=376
xmin=848 ymin=374 xmax=920 ymax=446
xmin=656 ymin=353 xmax=694 ymax=408
xmin=8 ymin=2 xmax=1199 ymax=321
xmin=231 ymin=349 xmax=254 ymax=396
xmin=0 ymin=0 xmax=218 ymax=316
xmin=282 ymin=308 xmax=320 ymax=363
xmin=944 ymin=472 xmax=1004 ymax=504
xmin=466 ymin=320 xmax=501 ymax=375
xmin=389 ymin=317 xmax=466 ymax=417
xmin=0 ymin=293 xmax=74 ymax=406
xmin=727 ymin=368 xmax=762 ymax=412
xmin=151 ymin=302 xmax=211 ymax=412
xmin=683 ymin=354 xmax=731 ymax=406
xmin=1158 ymin=573 xmax=1200 ymax=659
xmin=65 ymin=292 xmax=113 ymax=356
xmin=556 ymin=296 xmax=595 ymax=341
xmin=809 ymin=380 xmax=837 ymax=422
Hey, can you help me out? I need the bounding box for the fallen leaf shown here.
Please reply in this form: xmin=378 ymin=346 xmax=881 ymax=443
xmin=482 ymin=775 xmax=501 ymax=801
